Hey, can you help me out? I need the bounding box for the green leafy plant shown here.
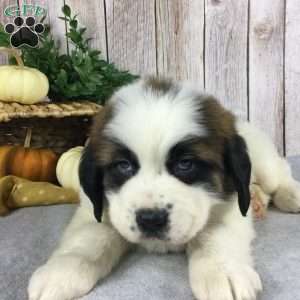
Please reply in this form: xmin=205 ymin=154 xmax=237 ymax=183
xmin=0 ymin=24 xmax=9 ymax=47
xmin=0 ymin=5 xmax=138 ymax=104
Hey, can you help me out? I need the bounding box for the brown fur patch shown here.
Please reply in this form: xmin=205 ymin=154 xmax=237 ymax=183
xmin=192 ymin=96 xmax=239 ymax=197
xmin=93 ymin=138 xmax=118 ymax=166
xmin=191 ymin=138 xmax=236 ymax=197
xmin=198 ymin=96 xmax=236 ymax=139
xmin=89 ymin=104 xmax=116 ymax=165
xmin=90 ymin=104 xmax=113 ymax=140
xmin=191 ymin=139 xmax=223 ymax=169
xmin=93 ymin=139 xmax=126 ymax=166
xmin=191 ymin=139 xmax=227 ymax=193
xmin=144 ymin=76 xmax=179 ymax=97
xmin=211 ymin=172 xmax=225 ymax=193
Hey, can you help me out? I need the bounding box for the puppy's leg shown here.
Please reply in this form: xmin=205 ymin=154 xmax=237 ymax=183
xmin=271 ymin=158 xmax=300 ymax=212
xmin=237 ymin=121 xmax=300 ymax=213
xmin=28 ymin=202 xmax=129 ymax=300
xmin=250 ymin=183 xmax=270 ymax=219
xmin=188 ymin=202 xmax=262 ymax=300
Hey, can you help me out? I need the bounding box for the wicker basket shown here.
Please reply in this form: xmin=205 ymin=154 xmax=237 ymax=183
xmin=0 ymin=101 xmax=101 ymax=154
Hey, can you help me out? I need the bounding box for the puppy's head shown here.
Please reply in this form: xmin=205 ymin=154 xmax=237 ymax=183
xmin=79 ymin=77 xmax=251 ymax=246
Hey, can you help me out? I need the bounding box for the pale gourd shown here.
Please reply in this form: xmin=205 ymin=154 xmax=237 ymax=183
xmin=0 ymin=47 xmax=49 ymax=104
xmin=56 ymin=146 xmax=83 ymax=192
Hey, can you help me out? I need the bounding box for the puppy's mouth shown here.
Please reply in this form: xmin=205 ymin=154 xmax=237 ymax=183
xmin=141 ymin=230 xmax=168 ymax=240
xmin=139 ymin=230 xmax=191 ymax=247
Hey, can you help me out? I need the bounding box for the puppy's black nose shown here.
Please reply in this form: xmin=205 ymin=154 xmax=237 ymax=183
xmin=136 ymin=209 xmax=168 ymax=235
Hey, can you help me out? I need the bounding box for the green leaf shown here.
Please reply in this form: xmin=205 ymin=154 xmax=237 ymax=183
xmin=58 ymin=16 xmax=68 ymax=21
xmin=89 ymin=50 xmax=101 ymax=57
xmin=57 ymin=69 xmax=68 ymax=83
xmin=74 ymin=65 xmax=88 ymax=81
xmin=40 ymin=15 xmax=47 ymax=23
xmin=0 ymin=2 xmax=138 ymax=104
xmin=79 ymin=27 xmax=87 ymax=35
xmin=67 ymin=30 xmax=82 ymax=44
xmin=69 ymin=19 xmax=78 ymax=29
xmin=62 ymin=5 xmax=71 ymax=17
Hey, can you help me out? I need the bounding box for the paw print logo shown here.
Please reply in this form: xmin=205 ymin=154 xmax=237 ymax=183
xmin=4 ymin=16 xmax=45 ymax=48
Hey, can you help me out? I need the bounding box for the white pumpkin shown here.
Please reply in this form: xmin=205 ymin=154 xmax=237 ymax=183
xmin=0 ymin=47 xmax=49 ymax=104
xmin=56 ymin=146 xmax=83 ymax=192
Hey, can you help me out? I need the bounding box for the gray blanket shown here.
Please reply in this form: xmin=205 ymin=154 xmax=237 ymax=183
xmin=1 ymin=157 xmax=300 ymax=300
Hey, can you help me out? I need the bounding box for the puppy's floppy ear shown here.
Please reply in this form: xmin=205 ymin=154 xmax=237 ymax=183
xmin=224 ymin=135 xmax=251 ymax=216
xmin=79 ymin=144 xmax=104 ymax=222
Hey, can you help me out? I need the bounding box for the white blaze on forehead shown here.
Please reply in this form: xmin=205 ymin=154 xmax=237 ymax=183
xmin=104 ymin=80 xmax=206 ymax=165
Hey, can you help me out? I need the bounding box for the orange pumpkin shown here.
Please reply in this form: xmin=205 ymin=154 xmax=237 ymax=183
xmin=0 ymin=145 xmax=58 ymax=182
xmin=0 ymin=145 xmax=14 ymax=177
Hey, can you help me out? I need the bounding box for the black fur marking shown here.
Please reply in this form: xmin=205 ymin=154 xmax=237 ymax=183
xmin=166 ymin=203 xmax=173 ymax=210
xmin=103 ymin=143 xmax=140 ymax=191
xmin=166 ymin=139 xmax=218 ymax=186
xmin=79 ymin=145 xmax=104 ymax=222
xmin=224 ymin=135 xmax=251 ymax=216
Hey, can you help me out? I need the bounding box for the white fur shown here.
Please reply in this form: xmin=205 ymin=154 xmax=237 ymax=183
xmin=187 ymin=198 xmax=261 ymax=300
xmin=28 ymin=80 xmax=300 ymax=300
xmin=28 ymin=191 xmax=130 ymax=300
xmin=106 ymin=80 xmax=207 ymax=159
xmin=108 ymin=174 xmax=216 ymax=248
xmin=104 ymin=80 xmax=214 ymax=248
xmin=237 ymin=121 xmax=300 ymax=212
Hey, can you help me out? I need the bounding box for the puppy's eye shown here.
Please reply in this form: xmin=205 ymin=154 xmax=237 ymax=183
xmin=175 ymin=158 xmax=194 ymax=172
xmin=116 ymin=159 xmax=134 ymax=175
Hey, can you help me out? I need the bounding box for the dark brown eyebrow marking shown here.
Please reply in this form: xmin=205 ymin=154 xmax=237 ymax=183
xmin=168 ymin=137 xmax=224 ymax=170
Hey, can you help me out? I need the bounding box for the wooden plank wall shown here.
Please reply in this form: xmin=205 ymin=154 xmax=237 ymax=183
xmin=156 ymin=0 xmax=204 ymax=85
xmin=249 ymin=0 xmax=285 ymax=154
xmin=205 ymin=0 xmax=248 ymax=120
xmin=0 ymin=0 xmax=299 ymax=156
xmin=0 ymin=0 xmax=18 ymax=64
xmin=286 ymin=0 xmax=300 ymax=157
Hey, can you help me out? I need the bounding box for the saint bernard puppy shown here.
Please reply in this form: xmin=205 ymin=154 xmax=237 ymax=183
xmin=28 ymin=77 xmax=300 ymax=300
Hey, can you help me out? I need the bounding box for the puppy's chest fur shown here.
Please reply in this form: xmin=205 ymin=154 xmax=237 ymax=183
xmin=138 ymin=239 xmax=186 ymax=254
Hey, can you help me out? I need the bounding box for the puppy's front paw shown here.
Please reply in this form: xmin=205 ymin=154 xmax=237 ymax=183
xmin=190 ymin=260 xmax=262 ymax=300
xmin=273 ymin=181 xmax=300 ymax=213
xmin=28 ymin=254 xmax=99 ymax=300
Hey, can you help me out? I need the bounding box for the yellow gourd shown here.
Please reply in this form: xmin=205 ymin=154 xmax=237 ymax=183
xmin=0 ymin=47 xmax=49 ymax=104
xmin=56 ymin=146 xmax=83 ymax=192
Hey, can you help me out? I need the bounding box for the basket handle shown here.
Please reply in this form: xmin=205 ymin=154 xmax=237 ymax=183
xmin=24 ymin=128 xmax=32 ymax=148
xmin=0 ymin=47 xmax=24 ymax=67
